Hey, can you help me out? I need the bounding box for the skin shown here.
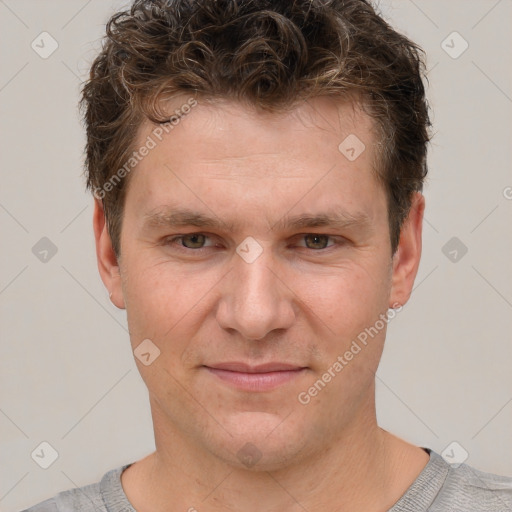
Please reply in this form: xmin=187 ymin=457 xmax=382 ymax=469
xmin=94 ymin=95 xmax=428 ymax=512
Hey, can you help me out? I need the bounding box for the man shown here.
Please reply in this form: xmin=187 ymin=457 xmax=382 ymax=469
xmin=23 ymin=0 xmax=512 ymax=511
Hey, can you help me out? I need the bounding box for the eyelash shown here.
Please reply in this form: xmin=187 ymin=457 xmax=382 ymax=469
xmin=163 ymin=233 xmax=344 ymax=252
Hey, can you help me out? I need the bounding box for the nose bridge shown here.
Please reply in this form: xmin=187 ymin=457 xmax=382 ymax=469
xmin=216 ymin=246 xmax=295 ymax=339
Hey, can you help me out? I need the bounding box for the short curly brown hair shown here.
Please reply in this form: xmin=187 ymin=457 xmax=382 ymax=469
xmin=81 ymin=0 xmax=430 ymax=257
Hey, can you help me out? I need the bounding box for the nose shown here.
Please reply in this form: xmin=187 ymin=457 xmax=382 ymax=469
xmin=215 ymin=248 xmax=296 ymax=340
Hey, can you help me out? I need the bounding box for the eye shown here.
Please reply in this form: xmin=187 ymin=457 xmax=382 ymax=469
xmin=165 ymin=233 xmax=215 ymax=250
xmin=300 ymin=234 xmax=334 ymax=250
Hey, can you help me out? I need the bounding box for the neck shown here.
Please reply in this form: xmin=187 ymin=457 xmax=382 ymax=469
xmin=122 ymin=397 xmax=429 ymax=512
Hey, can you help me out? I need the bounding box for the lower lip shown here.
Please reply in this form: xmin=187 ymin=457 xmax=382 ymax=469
xmin=204 ymin=367 xmax=307 ymax=392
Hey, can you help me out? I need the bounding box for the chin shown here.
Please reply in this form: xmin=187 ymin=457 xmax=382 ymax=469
xmin=206 ymin=411 xmax=312 ymax=471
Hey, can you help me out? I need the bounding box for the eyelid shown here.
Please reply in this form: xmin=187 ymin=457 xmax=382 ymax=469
xmin=164 ymin=232 xmax=217 ymax=249
xmin=294 ymin=234 xmax=334 ymax=247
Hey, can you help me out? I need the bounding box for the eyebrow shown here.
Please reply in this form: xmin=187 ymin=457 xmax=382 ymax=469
xmin=271 ymin=211 xmax=372 ymax=232
xmin=142 ymin=207 xmax=373 ymax=233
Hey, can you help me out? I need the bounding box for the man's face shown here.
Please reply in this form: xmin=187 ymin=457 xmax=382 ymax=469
xmin=99 ymin=96 xmax=415 ymax=470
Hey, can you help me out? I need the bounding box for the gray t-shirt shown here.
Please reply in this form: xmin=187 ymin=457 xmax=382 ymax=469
xmin=21 ymin=448 xmax=512 ymax=512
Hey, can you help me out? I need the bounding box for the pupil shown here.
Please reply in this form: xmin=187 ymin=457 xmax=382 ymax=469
xmin=306 ymin=234 xmax=328 ymax=249
xmin=184 ymin=234 xmax=205 ymax=248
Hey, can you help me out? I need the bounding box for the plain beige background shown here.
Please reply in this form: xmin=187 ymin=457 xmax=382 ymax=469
xmin=1 ymin=0 xmax=511 ymax=510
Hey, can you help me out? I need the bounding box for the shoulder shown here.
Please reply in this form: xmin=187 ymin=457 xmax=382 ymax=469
xmin=20 ymin=480 xmax=103 ymax=512
xmin=430 ymin=453 xmax=512 ymax=512
xmin=20 ymin=465 xmax=133 ymax=512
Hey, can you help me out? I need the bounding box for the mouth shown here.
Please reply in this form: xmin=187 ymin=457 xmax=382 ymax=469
xmin=203 ymin=362 xmax=308 ymax=392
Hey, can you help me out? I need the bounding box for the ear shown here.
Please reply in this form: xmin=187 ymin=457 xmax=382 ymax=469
xmin=93 ymin=198 xmax=125 ymax=309
xmin=389 ymin=192 xmax=425 ymax=308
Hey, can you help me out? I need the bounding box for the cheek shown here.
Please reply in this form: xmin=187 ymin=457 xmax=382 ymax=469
xmin=293 ymin=259 xmax=391 ymax=338
xmin=121 ymin=261 xmax=216 ymax=397
xmin=121 ymin=257 xmax=212 ymax=344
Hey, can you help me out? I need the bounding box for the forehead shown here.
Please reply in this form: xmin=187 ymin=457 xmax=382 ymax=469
xmin=136 ymin=94 xmax=377 ymax=164
xmin=123 ymin=95 xmax=385 ymax=230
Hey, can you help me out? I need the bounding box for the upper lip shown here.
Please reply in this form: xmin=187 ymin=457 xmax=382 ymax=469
xmin=205 ymin=362 xmax=306 ymax=373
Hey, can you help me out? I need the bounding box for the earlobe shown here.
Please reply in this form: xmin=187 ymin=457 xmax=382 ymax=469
xmin=389 ymin=192 xmax=425 ymax=308
xmin=93 ymin=198 xmax=125 ymax=309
